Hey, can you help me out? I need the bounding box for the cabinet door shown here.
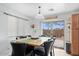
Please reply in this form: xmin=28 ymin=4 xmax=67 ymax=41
xmin=71 ymin=30 xmax=79 ymax=55
xmin=72 ymin=14 xmax=79 ymax=30
xmin=71 ymin=14 xmax=79 ymax=55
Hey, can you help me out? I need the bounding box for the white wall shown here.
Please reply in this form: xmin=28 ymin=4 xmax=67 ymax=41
xmin=0 ymin=11 xmax=8 ymax=55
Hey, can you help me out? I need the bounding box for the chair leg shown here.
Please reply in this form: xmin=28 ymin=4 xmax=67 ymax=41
xmin=50 ymin=51 xmax=52 ymax=56
xmin=52 ymin=46 xmax=55 ymax=56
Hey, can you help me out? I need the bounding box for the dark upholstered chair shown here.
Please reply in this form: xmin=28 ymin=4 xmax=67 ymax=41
xmin=50 ymin=39 xmax=55 ymax=56
xmin=11 ymin=42 xmax=26 ymax=56
xmin=16 ymin=36 xmax=27 ymax=40
xmin=39 ymin=35 xmax=47 ymax=37
xmin=25 ymin=45 xmax=34 ymax=55
xmin=11 ymin=42 xmax=33 ymax=56
xmin=34 ymin=40 xmax=54 ymax=56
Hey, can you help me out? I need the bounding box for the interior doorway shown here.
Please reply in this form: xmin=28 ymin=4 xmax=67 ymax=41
xmin=41 ymin=20 xmax=65 ymax=48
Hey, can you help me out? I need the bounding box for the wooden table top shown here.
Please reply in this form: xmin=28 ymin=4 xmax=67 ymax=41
xmin=11 ymin=37 xmax=51 ymax=46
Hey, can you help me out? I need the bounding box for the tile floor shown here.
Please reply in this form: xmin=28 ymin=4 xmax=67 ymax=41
xmin=54 ymin=37 xmax=64 ymax=48
xmin=54 ymin=48 xmax=70 ymax=56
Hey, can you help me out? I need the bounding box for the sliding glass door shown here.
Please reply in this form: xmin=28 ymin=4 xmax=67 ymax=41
xmin=41 ymin=22 xmax=51 ymax=36
xmin=41 ymin=20 xmax=64 ymax=48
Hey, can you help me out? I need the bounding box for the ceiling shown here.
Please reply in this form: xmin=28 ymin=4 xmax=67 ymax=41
xmin=1 ymin=3 xmax=79 ymax=19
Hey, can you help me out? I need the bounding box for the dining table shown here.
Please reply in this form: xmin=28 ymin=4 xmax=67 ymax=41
xmin=11 ymin=37 xmax=53 ymax=56
xmin=11 ymin=37 xmax=51 ymax=47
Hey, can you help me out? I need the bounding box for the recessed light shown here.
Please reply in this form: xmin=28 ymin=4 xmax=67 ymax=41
xmin=49 ymin=8 xmax=54 ymax=11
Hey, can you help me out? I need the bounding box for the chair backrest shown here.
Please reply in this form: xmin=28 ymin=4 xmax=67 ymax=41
xmin=50 ymin=39 xmax=55 ymax=52
xmin=39 ymin=35 xmax=47 ymax=37
xmin=11 ymin=42 xmax=26 ymax=56
xmin=16 ymin=36 xmax=27 ymax=40
xmin=44 ymin=40 xmax=53 ymax=56
xmin=48 ymin=38 xmax=55 ymax=45
xmin=52 ymin=39 xmax=55 ymax=45
xmin=27 ymin=35 xmax=31 ymax=37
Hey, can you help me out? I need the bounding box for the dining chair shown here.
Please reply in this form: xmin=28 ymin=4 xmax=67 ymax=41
xmin=34 ymin=40 xmax=54 ymax=56
xmin=11 ymin=42 xmax=34 ymax=56
xmin=25 ymin=45 xmax=34 ymax=55
xmin=44 ymin=40 xmax=54 ymax=56
xmin=16 ymin=36 xmax=27 ymax=40
xmin=27 ymin=35 xmax=31 ymax=37
xmin=33 ymin=46 xmax=45 ymax=56
xmin=39 ymin=35 xmax=47 ymax=37
xmin=50 ymin=38 xmax=55 ymax=56
xmin=11 ymin=42 xmax=26 ymax=56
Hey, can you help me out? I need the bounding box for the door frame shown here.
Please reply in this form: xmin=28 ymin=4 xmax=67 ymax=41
xmin=40 ymin=19 xmax=65 ymax=49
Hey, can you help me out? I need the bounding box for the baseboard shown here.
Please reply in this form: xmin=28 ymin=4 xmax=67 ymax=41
xmin=54 ymin=46 xmax=64 ymax=49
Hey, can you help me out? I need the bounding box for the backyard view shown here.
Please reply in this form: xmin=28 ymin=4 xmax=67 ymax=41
xmin=41 ymin=20 xmax=64 ymax=48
